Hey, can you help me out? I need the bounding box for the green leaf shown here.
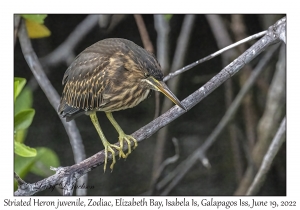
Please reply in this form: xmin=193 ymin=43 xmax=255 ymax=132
xmin=21 ymin=14 xmax=47 ymax=24
xmin=14 ymin=154 xmax=37 ymax=178
xmin=14 ymin=87 xmax=33 ymax=116
xmin=14 ymin=141 xmax=37 ymax=157
xmin=15 ymin=129 xmax=28 ymax=143
xmin=14 ymin=77 xmax=26 ymax=100
xmin=30 ymin=147 xmax=60 ymax=177
xmin=164 ymin=14 xmax=173 ymax=21
xmin=14 ymin=109 xmax=35 ymax=131
xmin=25 ymin=20 xmax=51 ymax=39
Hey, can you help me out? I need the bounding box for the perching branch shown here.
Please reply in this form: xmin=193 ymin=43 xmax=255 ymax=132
xmin=15 ymin=16 xmax=285 ymax=196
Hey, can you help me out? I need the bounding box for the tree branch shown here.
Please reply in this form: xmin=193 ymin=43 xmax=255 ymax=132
xmin=40 ymin=15 xmax=99 ymax=67
xmin=246 ymin=116 xmax=286 ymax=195
xmin=134 ymin=14 xmax=154 ymax=53
xmin=163 ymin=30 xmax=267 ymax=82
xmin=14 ymin=16 xmax=285 ymax=196
xmin=17 ymin=19 xmax=87 ymax=196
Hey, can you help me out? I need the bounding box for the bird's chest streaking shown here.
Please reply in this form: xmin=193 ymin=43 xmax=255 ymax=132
xmin=99 ymin=69 xmax=151 ymax=112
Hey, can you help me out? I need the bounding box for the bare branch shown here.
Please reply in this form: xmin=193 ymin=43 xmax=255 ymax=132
xmin=14 ymin=172 xmax=27 ymax=186
xmin=153 ymin=15 xmax=171 ymax=119
xmin=14 ymin=15 xmax=21 ymax=46
xmin=134 ymin=14 xmax=154 ymax=53
xmin=98 ymin=15 xmax=112 ymax=29
xmin=163 ymin=30 xmax=267 ymax=82
xmin=246 ymin=116 xmax=286 ymax=195
xmin=17 ymin=19 xmax=87 ymax=196
xmin=154 ymin=15 xmax=170 ymax=73
xmin=41 ymin=15 xmax=99 ymax=67
xmin=14 ymin=16 xmax=285 ymax=196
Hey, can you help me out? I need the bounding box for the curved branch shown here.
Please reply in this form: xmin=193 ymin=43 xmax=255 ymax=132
xmin=15 ymin=16 xmax=285 ymax=196
xmin=17 ymin=19 xmax=87 ymax=196
xmin=40 ymin=15 xmax=99 ymax=67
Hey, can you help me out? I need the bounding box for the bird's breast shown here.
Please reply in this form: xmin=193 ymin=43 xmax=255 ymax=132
xmin=99 ymin=85 xmax=150 ymax=112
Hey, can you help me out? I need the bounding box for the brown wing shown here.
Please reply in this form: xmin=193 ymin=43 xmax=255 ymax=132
xmin=58 ymin=39 xmax=130 ymax=121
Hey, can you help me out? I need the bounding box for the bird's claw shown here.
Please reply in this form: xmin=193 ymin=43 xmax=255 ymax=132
xmin=103 ymin=144 xmax=121 ymax=172
xmin=118 ymin=134 xmax=138 ymax=158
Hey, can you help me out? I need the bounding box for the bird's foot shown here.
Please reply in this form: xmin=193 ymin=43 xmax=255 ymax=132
xmin=118 ymin=134 xmax=138 ymax=159
xmin=103 ymin=143 xmax=121 ymax=172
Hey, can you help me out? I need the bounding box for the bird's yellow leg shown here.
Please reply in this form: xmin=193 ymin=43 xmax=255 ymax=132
xmin=90 ymin=112 xmax=120 ymax=172
xmin=106 ymin=112 xmax=138 ymax=158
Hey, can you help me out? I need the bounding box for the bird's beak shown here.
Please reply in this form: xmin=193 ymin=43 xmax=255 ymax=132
xmin=146 ymin=76 xmax=187 ymax=111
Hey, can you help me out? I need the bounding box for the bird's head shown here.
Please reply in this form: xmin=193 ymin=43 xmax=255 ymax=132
xmin=122 ymin=39 xmax=186 ymax=111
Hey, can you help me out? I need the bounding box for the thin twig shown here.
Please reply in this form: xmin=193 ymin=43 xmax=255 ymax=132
xmin=246 ymin=116 xmax=286 ymax=195
xmin=134 ymin=14 xmax=154 ymax=53
xmin=154 ymin=15 xmax=170 ymax=73
xmin=18 ymin=19 xmax=87 ymax=196
xmin=14 ymin=172 xmax=27 ymax=186
xmin=14 ymin=17 xmax=285 ymax=196
xmin=153 ymin=15 xmax=171 ymax=119
xmin=163 ymin=30 xmax=267 ymax=82
xmin=14 ymin=15 xmax=21 ymax=47
xmin=133 ymin=14 xmax=160 ymax=120
xmin=150 ymin=138 xmax=180 ymax=193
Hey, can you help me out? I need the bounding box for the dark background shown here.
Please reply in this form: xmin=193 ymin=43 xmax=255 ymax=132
xmin=14 ymin=14 xmax=286 ymax=195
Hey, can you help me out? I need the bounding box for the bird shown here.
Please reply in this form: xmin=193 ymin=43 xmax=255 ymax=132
xmin=58 ymin=38 xmax=186 ymax=172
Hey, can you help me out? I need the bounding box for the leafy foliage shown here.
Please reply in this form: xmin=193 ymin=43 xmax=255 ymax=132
xmin=14 ymin=77 xmax=60 ymax=189
xmin=21 ymin=14 xmax=47 ymax=24
xmin=21 ymin=14 xmax=51 ymax=38
xmin=14 ymin=78 xmax=36 ymax=157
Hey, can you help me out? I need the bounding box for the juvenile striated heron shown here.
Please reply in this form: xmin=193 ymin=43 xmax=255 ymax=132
xmin=58 ymin=38 xmax=186 ymax=171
